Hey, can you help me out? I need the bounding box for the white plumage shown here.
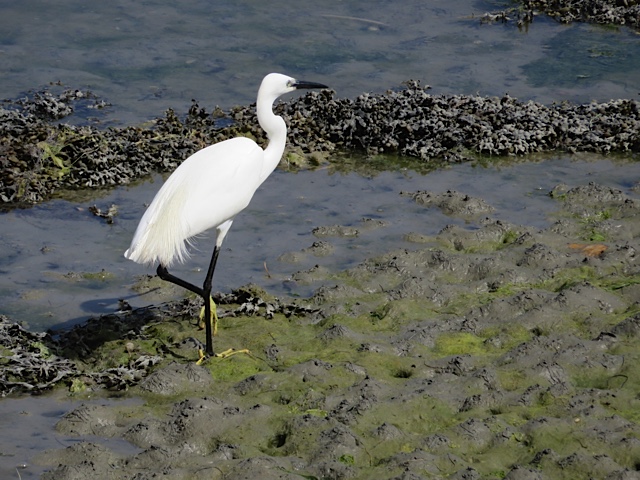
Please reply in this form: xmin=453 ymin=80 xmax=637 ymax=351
xmin=123 ymin=73 xmax=327 ymax=357
xmin=124 ymin=137 xmax=263 ymax=266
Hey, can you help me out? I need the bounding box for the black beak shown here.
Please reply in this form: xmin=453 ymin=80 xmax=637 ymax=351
xmin=292 ymin=80 xmax=328 ymax=90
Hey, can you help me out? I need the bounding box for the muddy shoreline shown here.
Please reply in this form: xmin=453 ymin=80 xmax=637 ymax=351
xmin=0 ymin=176 xmax=638 ymax=478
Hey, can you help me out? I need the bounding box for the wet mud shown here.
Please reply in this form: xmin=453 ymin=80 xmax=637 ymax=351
xmin=1 ymin=179 xmax=638 ymax=478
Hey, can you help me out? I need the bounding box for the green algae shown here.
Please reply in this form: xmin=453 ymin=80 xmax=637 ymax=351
xmin=367 ymin=300 xmax=437 ymax=330
xmin=38 ymin=134 xmax=74 ymax=179
xmin=30 ymin=281 xmax=640 ymax=479
xmin=497 ymin=368 xmax=540 ymax=392
xmin=433 ymin=332 xmax=487 ymax=357
xmin=80 ymin=269 xmax=115 ymax=281
xmin=577 ymin=209 xmax=612 ymax=241
xmin=369 ymin=395 xmax=457 ymax=435
xmin=481 ymin=323 xmax=533 ymax=350
xmin=498 ymin=229 xmax=521 ymax=248
xmin=538 ymin=266 xmax=598 ymax=292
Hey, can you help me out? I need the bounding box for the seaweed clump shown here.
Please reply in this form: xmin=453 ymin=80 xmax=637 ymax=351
xmin=2 ymin=82 xmax=639 ymax=206
xmin=481 ymin=0 xmax=640 ymax=30
xmin=0 ymin=287 xmax=316 ymax=396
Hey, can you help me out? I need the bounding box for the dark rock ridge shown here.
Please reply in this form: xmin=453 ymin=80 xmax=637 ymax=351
xmin=2 ymin=81 xmax=639 ymax=205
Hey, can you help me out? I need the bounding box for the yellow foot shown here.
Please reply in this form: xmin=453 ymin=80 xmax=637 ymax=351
xmin=196 ymin=348 xmax=207 ymax=365
xmin=195 ymin=348 xmax=251 ymax=364
xmin=198 ymin=296 xmax=219 ymax=336
xmin=215 ymin=348 xmax=251 ymax=359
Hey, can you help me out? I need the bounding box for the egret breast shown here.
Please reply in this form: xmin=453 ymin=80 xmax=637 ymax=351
xmin=124 ymin=137 xmax=264 ymax=266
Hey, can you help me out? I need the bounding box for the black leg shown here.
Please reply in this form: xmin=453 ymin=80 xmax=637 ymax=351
xmin=156 ymin=246 xmax=221 ymax=357
xmin=201 ymin=246 xmax=221 ymax=356
xmin=156 ymin=265 xmax=204 ymax=297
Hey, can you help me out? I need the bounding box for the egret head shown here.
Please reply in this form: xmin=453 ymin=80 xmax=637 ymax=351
xmin=259 ymin=73 xmax=327 ymax=101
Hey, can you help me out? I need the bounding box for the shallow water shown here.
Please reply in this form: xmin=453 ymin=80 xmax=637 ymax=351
xmin=3 ymin=0 xmax=640 ymax=330
xmin=0 ymin=394 xmax=139 ymax=479
xmin=2 ymin=1 xmax=639 ymax=125
xmin=2 ymin=154 xmax=639 ymax=331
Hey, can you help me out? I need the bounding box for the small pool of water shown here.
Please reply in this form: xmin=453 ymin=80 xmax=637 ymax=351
xmin=1 ymin=154 xmax=638 ymax=332
xmin=0 ymin=394 xmax=140 ymax=479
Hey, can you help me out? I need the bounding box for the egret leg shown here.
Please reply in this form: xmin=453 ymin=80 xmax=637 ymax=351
xmin=200 ymin=245 xmax=221 ymax=356
xmin=156 ymin=258 xmax=217 ymax=357
xmin=156 ymin=248 xmax=250 ymax=361
xmin=156 ymin=264 xmax=204 ymax=297
xmin=199 ymin=249 xmax=250 ymax=360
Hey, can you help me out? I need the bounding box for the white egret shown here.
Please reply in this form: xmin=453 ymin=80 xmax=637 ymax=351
xmin=124 ymin=73 xmax=327 ymax=358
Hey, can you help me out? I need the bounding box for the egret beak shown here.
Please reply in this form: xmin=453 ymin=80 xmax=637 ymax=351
xmin=292 ymin=80 xmax=328 ymax=90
